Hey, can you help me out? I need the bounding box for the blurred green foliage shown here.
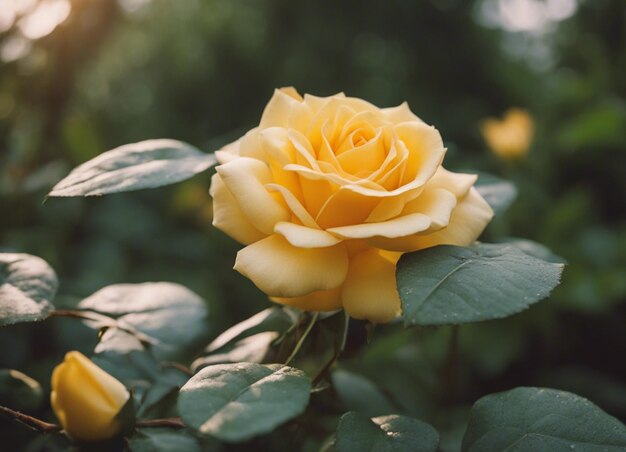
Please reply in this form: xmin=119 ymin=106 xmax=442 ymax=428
xmin=1 ymin=0 xmax=625 ymax=450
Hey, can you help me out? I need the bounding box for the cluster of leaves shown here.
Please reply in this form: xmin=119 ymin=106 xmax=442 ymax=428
xmin=1 ymin=140 xmax=625 ymax=451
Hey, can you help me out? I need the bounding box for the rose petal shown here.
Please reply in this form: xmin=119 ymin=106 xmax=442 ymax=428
xmin=287 ymin=129 xmax=321 ymax=170
xmin=411 ymin=187 xmax=493 ymax=248
xmin=316 ymin=187 xmax=380 ymax=229
xmin=259 ymin=127 xmax=303 ymax=196
xmin=266 ymin=183 xmax=318 ymax=228
xmin=274 ymin=222 xmax=341 ymax=248
xmin=210 ymin=173 xmax=266 ymax=244
xmin=216 ymin=157 xmax=290 ymax=234
xmin=395 ymin=121 xmax=446 ymax=186
xmin=234 ymin=235 xmax=349 ymax=297
xmin=51 ymin=352 xmax=128 ymax=440
xmin=326 ymin=188 xmax=456 ymax=240
xmin=427 ymin=167 xmax=477 ymax=198
xmin=401 ymin=187 xmax=457 ymax=228
xmin=341 ymin=249 xmax=402 ymax=323
xmin=382 ymin=102 xmax=424 ymax=124
xmin=271 ymin=287 xmax=342 ymax=312
xmin=328 ymin=213 xmax=432 ymax=240
xmin=259 ymin=88 xmax=311 ymax=131
xmin=367 ymin=188 xmax=493 ymax=251
xmin=214 ymin=137 xmax=242 ymax=164
xmin=336 ymin=128 xmax=386 ymax=175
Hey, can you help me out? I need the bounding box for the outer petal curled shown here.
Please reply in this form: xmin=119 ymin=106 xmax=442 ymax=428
xmin=234 ymin=235 xmax=348 ymax=298
xmin=414 ymin=187 xmax=493 ymax=248
xmin=216 ymin=157 xmax=290 ymax=234
xmin=209 ymin=173 xmax=266 ymax=245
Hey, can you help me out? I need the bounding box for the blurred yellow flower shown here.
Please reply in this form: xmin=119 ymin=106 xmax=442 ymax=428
xmin=481 ymin=108 xmax=534 ymax=159
xmin=210 ymin=88 xmax=492 ymax=323
xmin=51 ymin=351 xmax=130 ymax=441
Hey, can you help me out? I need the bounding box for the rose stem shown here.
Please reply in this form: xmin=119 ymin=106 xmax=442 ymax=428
xmin=0 ymin=405 xmax=62 ymax=433
xmin=49 ymin=309 xmax=156 ymax=345
xmin=161 ymin=362 xmax=193 ymax=376
xmin=312 ymin=311 xmax=350 ymax=385
xmin=284 ymin=312 xmax=319 ymax=366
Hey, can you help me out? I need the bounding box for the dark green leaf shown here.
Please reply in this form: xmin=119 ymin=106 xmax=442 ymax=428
xmin=504 ymin=238 xmax=567 ymax=264
xmin=0 ymin=369 xmax=44 ymax=411
xmin=336 ymin=411 xmax=439 ymax=452
xmin=332 ymin=369 xmax=395 ymax=417
xmin=475 ymin=172 xmax=517 ymax=215
xmin=0 ymin=253 xmax=57 ymax=326
xmin=462 ymin=387 xmax=626 ymax=451
xmin=128 ymin=428 xmax=201 ymax=452
xmin=178 ymin=362 xmax=311 ymax=442
xmin=397 ymin=243 xmax=564 ymax=326
xmin=78 ymin=282 xmax=209 ymax=359
xmin=48 ymin=139 xmax=216 ymax=197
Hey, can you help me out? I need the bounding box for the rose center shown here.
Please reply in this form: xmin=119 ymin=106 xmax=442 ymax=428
xmin=334 ymin=127 xmax=375 ymax=156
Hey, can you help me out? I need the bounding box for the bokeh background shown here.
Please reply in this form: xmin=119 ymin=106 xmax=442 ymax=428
xmin=1 ymin=0 xmax=625 ymax=449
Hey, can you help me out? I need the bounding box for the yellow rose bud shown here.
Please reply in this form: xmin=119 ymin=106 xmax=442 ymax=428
xmin=481 ymin=108 xmax=534 ymax=159
xmin=211 ymin=88 xmax=493 ymax=323
xmin=51 ymin=351 xmax=130 ymax=441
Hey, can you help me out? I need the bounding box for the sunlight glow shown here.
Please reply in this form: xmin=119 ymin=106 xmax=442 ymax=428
xmin=481 ymin=0 xmax=578 ymax=33
xmin=18 ymin=0 xmax=71 ymax=40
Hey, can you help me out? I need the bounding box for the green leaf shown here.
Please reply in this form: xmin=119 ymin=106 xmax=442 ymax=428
xmin=178 ymin=363 xmax=311 ymax=442
xmin=462 ymin=387 xmax=626 ymax=451
xmin=0 ymin=253 xmax=57 ymax=326
xmin=335 ymin=411 xmax=439 ymax=452
xmin=203 ymin=307 xmax=294 ymax=354
xmin=474 ymin=172 xmax=517 ymax=215
xmin=504 ymin=238 xmax=567 ymax=264
xmin=0 ymin=369 xmax=44 ymax=412
xmin=48 ymin=139 xmax=216 ymax=197
xmin=191 ymin=331 xmax=279 ymax=372
xmin=128 ymin=428 xmax=201 ymax=452
xmin=92 ymin=329 xmax=188 ymax=418
xmin=93 ymin=329 xmax=161 ymax=382
xmin=332 ymin=369 xmax=396 ymax=417
xmin=397 ymin=243 xmax=564 ymax=326
xmin=78 ymin=282 xmax=209 ymax=359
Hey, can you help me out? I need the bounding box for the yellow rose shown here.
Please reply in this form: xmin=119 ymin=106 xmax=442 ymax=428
xmin=481 ymin=108 xmax=534 ymax=159
xmin=211 ymin=88 xmax=493 ymax=323
xmin=51 ymin=351 xmax=130 ymax=441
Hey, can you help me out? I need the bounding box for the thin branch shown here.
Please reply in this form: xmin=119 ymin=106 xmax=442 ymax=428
xmin=284 ymin=312 xmax=319 ymax=366
xmin=313 ymin=312 xmax=350 ymax=385
xmin=0 ymin=405 xmax=62 ymax=434
xmin=161 ymin=362 xmax=193 ymax=376
xmin=50 ymin=309 xmax=157 ymax=346
xmin=135 ymin=417 xmax=185 ymax=429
